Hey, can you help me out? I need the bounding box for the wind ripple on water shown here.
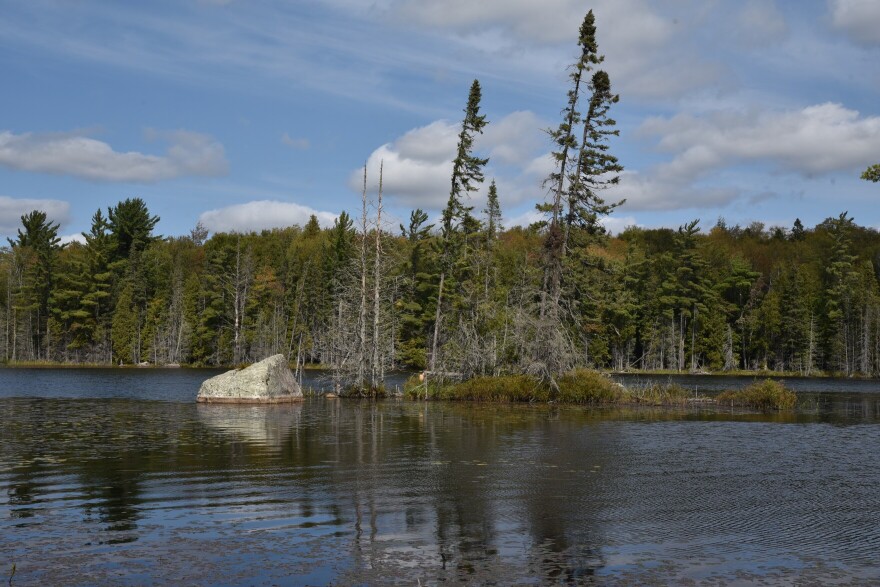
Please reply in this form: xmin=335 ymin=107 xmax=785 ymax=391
xmin=1 ymin=398 xmax=879 ymax=584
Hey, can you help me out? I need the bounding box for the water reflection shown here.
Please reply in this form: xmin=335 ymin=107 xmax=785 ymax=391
xmin=197 ymin=403 xmax=303 ymax=449
xmin=1 ymin=398 xmax=879 ymax=585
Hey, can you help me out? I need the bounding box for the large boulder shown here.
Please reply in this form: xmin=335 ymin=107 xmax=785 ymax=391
xmin=197 ymin=354 xmax=303 ymax=403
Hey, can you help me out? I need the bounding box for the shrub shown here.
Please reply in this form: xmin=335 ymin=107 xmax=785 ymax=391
xmin=716 ymin=379 xmax=797 ymax=410
xmin=443 ymin=375 xmax=547 ymax=403
xmin=626 ymin=383 xmax=691 ymax=406
xmin=556 ymin=369 xmax=624 ymax=404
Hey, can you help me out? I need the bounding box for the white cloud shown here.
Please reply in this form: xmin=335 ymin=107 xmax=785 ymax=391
xmin=480 ymin=110 xmax=546 ymax=166
xmin=281 ymin=133 xmax=310 ymax=150
xmin=199 ymin=200 xmax=337 ymax=233
xmin=0 ymin=196 xmax=71 ymax=236
xmin=352 ymin=112 xmax=550 ymax=211
xmin=612 ymin=171 xmax=741 ymax=211
xmin=830 ymin=0 xmax=880 ymax=45
xmin=0 ymin=129 xmax=228 ymax=182
xmin=505 ymin=208 xmax=543 ymax=228
xmin=59 ymin=232 xmax=86 ymax=246
xmin=644 ymin=102 xmax=880 ymax=176
xmin=600 ymin=214 xmax=640 ymax=235
xmin=387 ymin=0 xmax=723 ymax=99
xmin=391 ymin=0 xmax=664 ymax=46
xmin=611 ymin=102 xmax=880 ymax=211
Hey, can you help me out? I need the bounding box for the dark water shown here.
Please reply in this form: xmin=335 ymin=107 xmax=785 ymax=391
xmin=1 ymin=370 xmax=879 ymax=585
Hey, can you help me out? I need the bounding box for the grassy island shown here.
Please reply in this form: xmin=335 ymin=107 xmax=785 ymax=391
xmin=404 ymin=371 xmax=798 ymax=411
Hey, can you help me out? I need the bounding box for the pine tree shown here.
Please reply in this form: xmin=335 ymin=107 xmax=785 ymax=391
xmin=542 ymin=10 xmax=604 ymax=303
xmin=8 ymin=210 xmax=62 ymax=359
xmin=111 ymin=280 xmax=138 ymax=363
xmin=564 ymin=70 xmax=623 ymax=253
xmin=108 ymin=198 xmax=160 ymax=262
xmin=432 ymin=79 xmax=489 ymax=373
xmin=442 ymin=79 xmax=490 ymax=240
xmin=545 ymin=10 xmax=603 ymax=229
xmin=484 ymin=180 xmax=502 ymax=246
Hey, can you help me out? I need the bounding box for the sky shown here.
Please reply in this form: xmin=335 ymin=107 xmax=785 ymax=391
xmin=0 ymin=0 xmax=878 ymax=243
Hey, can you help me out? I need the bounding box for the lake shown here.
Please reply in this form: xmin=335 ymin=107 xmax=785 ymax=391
xmin=1 ymin=369 xmax=879 ymax=585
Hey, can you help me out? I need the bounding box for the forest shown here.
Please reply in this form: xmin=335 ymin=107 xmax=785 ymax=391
xmin=4 ymin=200 xmax=880 ymax=382
xmin=2 ymin=10 xmax=879 ymax=389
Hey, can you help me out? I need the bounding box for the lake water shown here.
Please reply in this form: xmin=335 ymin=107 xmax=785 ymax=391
xmin=1 ymin=369 xmax=879 ymax=585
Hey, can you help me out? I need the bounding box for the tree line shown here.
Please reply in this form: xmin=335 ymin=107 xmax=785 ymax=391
xmin=2 ymin=9 xmax=878 ymax=390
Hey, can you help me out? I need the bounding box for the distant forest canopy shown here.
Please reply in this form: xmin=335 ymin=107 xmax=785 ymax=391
xmin=2 ymin=199 xmax=880 ymax=378
xmin=3 ymin=8 xmax=879 ymax=386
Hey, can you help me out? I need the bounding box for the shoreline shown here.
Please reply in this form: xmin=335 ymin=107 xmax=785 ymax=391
xmin=0 ymin=361 xmax=874 ymax=380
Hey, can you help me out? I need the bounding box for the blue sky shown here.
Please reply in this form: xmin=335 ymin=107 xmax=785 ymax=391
xmin=0 ymin=0 xmax=878 ymax=242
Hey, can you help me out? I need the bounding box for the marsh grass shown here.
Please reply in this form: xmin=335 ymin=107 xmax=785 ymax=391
xmin=625 ymin=382 xmax=693 ymax=406
xmin=404 ymin=370 xmax=702 ymax=406
xmin=556 ymin=369 xmax=624 ymax=404
xmin=716 ymin=379 xmax=797 ymax=410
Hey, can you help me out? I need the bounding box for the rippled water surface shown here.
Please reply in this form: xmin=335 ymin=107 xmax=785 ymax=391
xmin=1 ymin=369 xmax=879 ymax=585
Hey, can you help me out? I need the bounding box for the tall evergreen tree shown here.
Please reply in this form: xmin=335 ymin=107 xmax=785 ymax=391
xmin=564 ymin=70 xmax=623 ymax=253
xmin=108 ymin=198 xmax=160 ymax=261
xmin=8 ymin=210 xmax=62 ymax=359
xmin=432 ymin=79 xmax=489 ymax=373
xmin=484 ymin=180 xmax=502 ymax=246
xmin=542 ymin=10 xmax=604 ymax=303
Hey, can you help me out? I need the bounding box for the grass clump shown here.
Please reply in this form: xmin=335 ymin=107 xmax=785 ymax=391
xmin=405 ymin=374 xmax=547 ymax=402
xmin=716 ymin=379 xmax=797 ymax=410
xmin=404 ymin=370 xmax=708 ymax=407
xmin=556 ymin=369 xmax=624 ymax=404
xmin=626 ymin=382 xmax=693 ymax=406
xmin=442 ymin=375 xmax=547 ymax=402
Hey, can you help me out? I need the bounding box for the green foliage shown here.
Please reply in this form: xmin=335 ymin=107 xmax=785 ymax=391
xmin=716 ymin=379 xmax=797 ymax=410
xmin=862 ymin=164 xmax=880 ymax=182
xmin=405 ymin=370 xmax=698 ymax=407
xmin=442 ymin=79 xmax=489 ymax=242
xmin=626 ymin=383 xmax=692 ymax=406
xmin=108 ymin=197 xmax=160 ymax=261
xmin=557 ymin=369 xmax=623 ymax=404
xmin=111 ymin=281 xmax=138 ymax=363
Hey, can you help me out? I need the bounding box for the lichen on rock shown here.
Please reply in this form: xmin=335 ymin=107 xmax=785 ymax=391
xmin=197 ymin=354 xmax=303 ymax=403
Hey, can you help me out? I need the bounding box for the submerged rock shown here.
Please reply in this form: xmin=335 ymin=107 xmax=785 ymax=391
xmin=197 ymin=354 xmax=303 ymax=403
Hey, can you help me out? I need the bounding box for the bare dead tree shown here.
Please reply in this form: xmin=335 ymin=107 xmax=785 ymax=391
xmin=371 ymin=161 xmax=384 ymax=390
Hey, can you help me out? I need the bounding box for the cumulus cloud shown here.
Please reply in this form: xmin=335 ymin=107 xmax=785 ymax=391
xmin=59 ymin=232 xmax=86 ymax=246
xmin=199 ymin=200 xmax=337 ymax=233
xmin=0 ymin=129 xmax=228 ymax=182
xmin=830 ymin=0 xmax=880 ymax=45
xmin=644 ymin=102 xmax=880 ymax=176
xmin=612 ymin=171 xmax=741 ymax=211
xmin=351 ymin=121 xmax=457 ymax=209
xmin=0 ymin=195 xmax=71 ymax=235
xmin=351 ymin=112 xmax=550 ymax=210
xmin=613 ymin=102 xmax=880 ymax=211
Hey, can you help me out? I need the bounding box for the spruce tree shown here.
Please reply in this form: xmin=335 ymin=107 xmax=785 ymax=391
xmin=484 ymin=180 xmax=502 ymax=245
xmin=9 ymin=210 xmax=62 ymax=359
xmin=545 ymin=10 xmax=602 ymax=228
xmin=564 ymin=70 xmax=623 ymax=252
xmin=108 ymin=198 xmax=160 ymax=261
xmin=442 ymin=79 xmax=490 ymax=240
xmin=432 ymin=79 xmax=489 ymax=372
